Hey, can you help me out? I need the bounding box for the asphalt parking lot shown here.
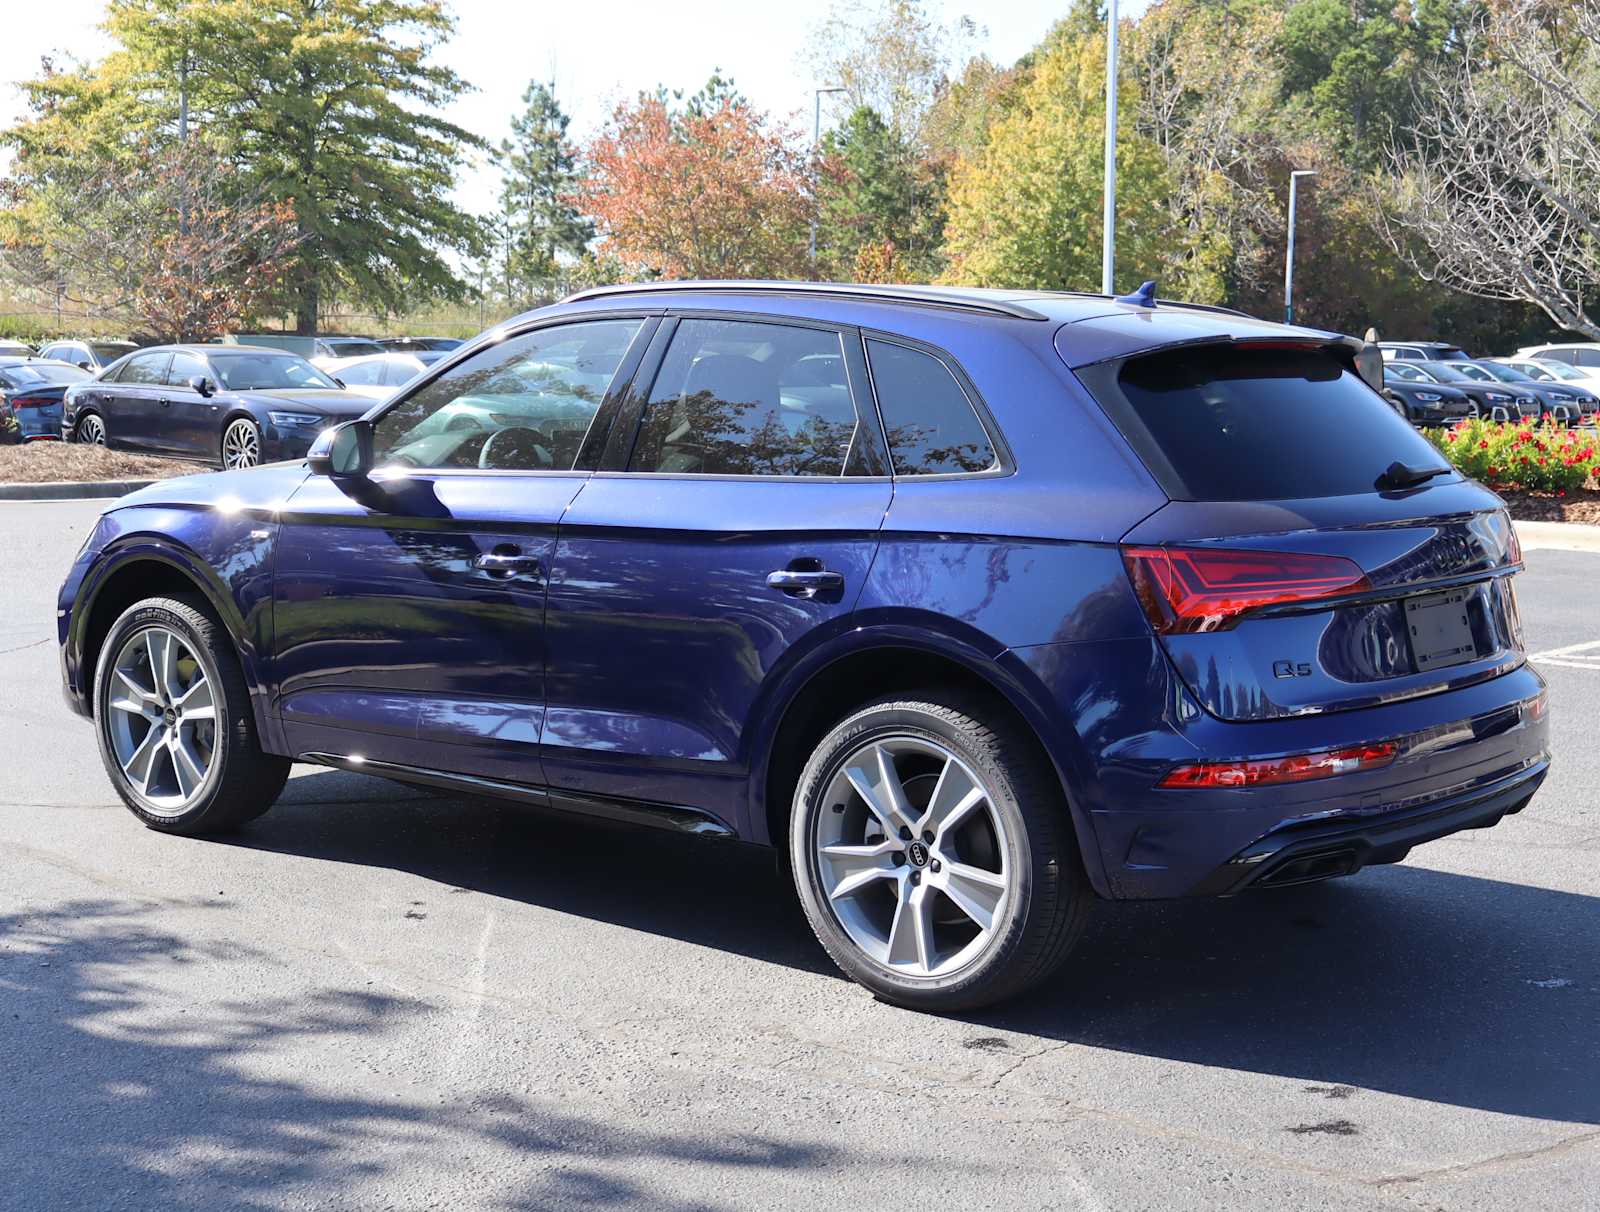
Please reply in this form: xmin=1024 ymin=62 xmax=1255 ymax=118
xmin=2 ymin=499 xmax=1597 ymax=1211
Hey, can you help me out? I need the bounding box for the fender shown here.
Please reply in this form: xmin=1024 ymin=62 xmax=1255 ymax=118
xmin=64 ymin=514 xmax=284 ymax=753
xmin=741 ymin=615 xmax=1113 ymax=896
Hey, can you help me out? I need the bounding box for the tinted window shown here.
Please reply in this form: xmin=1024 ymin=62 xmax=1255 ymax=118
xmin=92 ymin=343 xmax=136 ymax=361
xmin=1386 ymin=363 xmax=1427 ymax=382
xmin=1093 ymin=346 xmax=1450 ymax=502
xmin=1541 ymin=348 xmax=1576 ymax=364
xmin=374 ymin=318 xmax=643 ymax=472
xmin=1452 ymin=364 xmax=1493 ymax=382
xmin=337 ymin=359 xmax=386 ymax=386
xmin=323 ymin=339 xmax=385 ymax=358
xmin=1577 ymin=349 xmax=1600 ymax=368
xmin=209 ymin=354 xmax=337 ymax=391
xmin=120 ymin=352 xmax=171 ymax=385
xmin=166 ymin=353 xmax=208 ymax=387
xmin=630 ymin=319 xmax=857 ymax=476
xmin=867 ymin=340 xmax=996 ymax=475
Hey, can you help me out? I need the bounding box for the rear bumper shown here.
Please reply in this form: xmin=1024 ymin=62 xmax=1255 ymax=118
xmin=1187 ymin=755 xmax=1547 ymax=895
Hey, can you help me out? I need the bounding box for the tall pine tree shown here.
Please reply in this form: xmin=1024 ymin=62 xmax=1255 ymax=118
xmin=497 ymin=81 xmax=591 ymax=305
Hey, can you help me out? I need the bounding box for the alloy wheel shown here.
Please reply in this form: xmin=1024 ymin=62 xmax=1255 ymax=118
xmin=104 ymin=626 xmax=217 ymax=815
xmin=78 ymin=414 xmax=105 ymax=445
xmin=813 ymin=735 xmax=1012 ymax=979
xmin=222 ymin=420 xmax=260 ymax=469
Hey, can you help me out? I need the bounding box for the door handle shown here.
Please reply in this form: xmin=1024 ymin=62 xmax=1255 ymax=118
xmin=474 ymin=551 xmax=542 ymax=578
xmin=766 ymin=568 xmax=844 ymax=597
xmin=158 ymin=398 xmax=172 ymax=408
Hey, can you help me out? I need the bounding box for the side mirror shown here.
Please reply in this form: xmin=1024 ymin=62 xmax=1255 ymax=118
xmin=77 ymin=361 xmax=92 ymax=370
xmin=188 ymin=375 xmax=214 ymax=398
xmin=332 ymin=377 xmax=346 ymax=389
xmin=307 ymin=419 xmax=373 ymax=478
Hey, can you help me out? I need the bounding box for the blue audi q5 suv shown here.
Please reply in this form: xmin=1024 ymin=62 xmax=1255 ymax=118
xmin=57 ymin=282 xmax=1549 ymax=1010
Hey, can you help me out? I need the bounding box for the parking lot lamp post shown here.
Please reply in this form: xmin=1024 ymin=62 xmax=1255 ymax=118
xmin=1102 ymin=0 xmax=1119 ymax=295
xmin=1284 ymin=169 xmax=1317 ymax=325
xmin=809 ymin=86 xmax=848 ymax=273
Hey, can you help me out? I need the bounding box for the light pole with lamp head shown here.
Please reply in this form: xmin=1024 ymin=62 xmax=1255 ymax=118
xmin=1284 ymin=169 xmax=1317 ymax=325
xmin=810 ymin=86 xmax=849 ymax=272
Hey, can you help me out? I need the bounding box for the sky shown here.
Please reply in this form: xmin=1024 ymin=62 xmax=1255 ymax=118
xmin=0 ymin=0 xmax=1150 ymax=220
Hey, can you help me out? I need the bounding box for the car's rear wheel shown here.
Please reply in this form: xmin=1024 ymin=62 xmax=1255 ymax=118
xmin=790 ymin=693 xmax=1091 ymax=1011
xmin=94 ymin=596 xmax=289 ymax=834
xmin=221 ymin=418 xmax=261 ymax=469
xmin=77 ymin=413 xmax=105 ymax=445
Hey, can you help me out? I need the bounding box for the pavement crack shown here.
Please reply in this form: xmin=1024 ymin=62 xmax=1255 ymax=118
xmin=0 ymin=636 xmax=49 ymax=657
xmin=1371 ymin=1128 xmax=1600 ymax=1188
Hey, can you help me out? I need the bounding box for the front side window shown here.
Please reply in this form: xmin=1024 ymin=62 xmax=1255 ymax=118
xmin=166 ymin=353 xmax=208 ymax=387
xmin=1453 ymin=364 xmax=1493 ymax=382
xmin=629 ymin=319 xmax=857 ymax=476
xmin=120 ymin=352 xmax=171 ymax=385
xmin=373 ymin=318 xmax=644 ymax=472
xmin=867 ymin=340 xmax=997 ymax=475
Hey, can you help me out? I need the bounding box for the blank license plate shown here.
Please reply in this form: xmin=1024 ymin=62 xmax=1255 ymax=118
xmin=1406 ymin=589 xmax=1477 ymax=673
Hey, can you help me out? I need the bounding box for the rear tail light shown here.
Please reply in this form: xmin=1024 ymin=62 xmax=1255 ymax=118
xmin=1157 ymin=742 xmax=1398 ymax=789
xmin=8 ymin=395 xmax=53 ymax=413
xmin=1121 ymin=545 xmax=1371 ymax=634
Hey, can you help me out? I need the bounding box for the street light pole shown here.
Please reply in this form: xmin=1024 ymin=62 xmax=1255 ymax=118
xmin=1284 ymin=169 xmax=1317 ymax=325
xmin=810 ymin=86 xmax=847 ymax=273
xmin=1101 ymin=0 xmax=1119 ymax=296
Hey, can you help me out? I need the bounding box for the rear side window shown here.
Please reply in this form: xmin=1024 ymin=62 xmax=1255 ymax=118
xmin=1086 ymin=346 xmax=1451 ymax=502
xmin=120 ymin=352 xmax=171 ymax=385
xmin=866 ymin=340 xmax=997 ymax=475
xmin=630 ymin=319 xmax=858 ymax=476
xmin=1577 ymin=349 xmax=1600 ymax=368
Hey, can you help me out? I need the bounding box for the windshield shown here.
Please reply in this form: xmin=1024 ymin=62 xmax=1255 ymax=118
xmin=1530 ymin=360 xmax=1584 ymax=381
xmin=324 ymin=340 xmax=385 ymax=357
xmin=209 ymin=353 xmax=339 ymax=391
xmin=1423 ymin=363 xmax=1476 ymax=384
xmin=1086 ymin=346 xmax=1450 ymax=502
xmin=1474 ymin=362 xmax=1529 ymax=384
xmin=1450 ymin=364 xmax=1494 ymax=382
xmin=1 ymin=363 xmax=90 ymax=387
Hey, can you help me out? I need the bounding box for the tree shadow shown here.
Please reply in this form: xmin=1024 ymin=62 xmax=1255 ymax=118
xmin=253 ymin=770 xmax=1600 ymax=1127
xmin=0 ymin=897 xmax=859 ymax=1210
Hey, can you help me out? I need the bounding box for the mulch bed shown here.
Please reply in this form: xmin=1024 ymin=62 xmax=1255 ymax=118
xmin=0 ymin=441 xmax=208 ymax=485
xmin=1494 ymin=488 xmax=1600 ymax=525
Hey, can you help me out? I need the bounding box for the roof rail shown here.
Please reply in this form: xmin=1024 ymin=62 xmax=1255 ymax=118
xmin=558 ymin=280 xmax=1051 ymax=321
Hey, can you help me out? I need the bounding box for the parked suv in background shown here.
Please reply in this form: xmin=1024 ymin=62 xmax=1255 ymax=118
xmin=1386 ymin=360 xmax=1539 ymax=419
xmin=1453 ymin=360 xmax=1598 ymax=423
xmin=39 ymin=339 xmax=138 ymax=371
xmin=1381 ymin=365 xmax=1474 ymax=425
xmin=57 ymin=282 xmax=1548 ymax=1011
xmin=1379 ymin=341 xmax=1471 ymax=361
xmin=1517 ymin=344 xmax=1600 ymax=393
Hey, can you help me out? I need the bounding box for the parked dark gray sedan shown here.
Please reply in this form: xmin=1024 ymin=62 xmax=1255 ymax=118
xmin=61 ymin=344 xmax=372 ymax=468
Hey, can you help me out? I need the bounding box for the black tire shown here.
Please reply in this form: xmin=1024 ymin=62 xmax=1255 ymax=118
xmin=93 ymin=595 xmax=289 ymax=835
xmin=76 ymin=412 xmax=106 ymax=445
xmin=789 ymin=692 xmax=1091 ymax=1012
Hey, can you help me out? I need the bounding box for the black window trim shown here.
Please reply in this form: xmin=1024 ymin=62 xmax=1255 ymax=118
xmin=857 ymin=327 xmax=1014 ymax=481
xmin=598 ymin=307 xmax=892 ymax=483
xmin=363 ymin=309 xmax=662 ymax=480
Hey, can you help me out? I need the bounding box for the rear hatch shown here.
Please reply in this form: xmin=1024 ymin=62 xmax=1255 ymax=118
xmin=1073 ymin=341 xmax=1524 ymax=722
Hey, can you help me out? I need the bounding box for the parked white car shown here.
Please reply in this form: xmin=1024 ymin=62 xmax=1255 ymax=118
xmin=1495 ymin=356 xmax=1600 ymax=388
xmin=322 ymin=351 xmax=447 ymax=401
xmin=1514 ymin=344 xmax=1600 ymax=391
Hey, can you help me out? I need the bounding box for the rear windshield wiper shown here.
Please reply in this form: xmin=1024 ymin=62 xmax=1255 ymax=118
xmin=1376 ymin=461 xmax=1451 ymax=491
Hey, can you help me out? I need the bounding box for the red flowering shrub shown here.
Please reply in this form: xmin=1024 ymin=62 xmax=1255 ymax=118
xmin=1427 ymin=417 xmax=1600 ymax=493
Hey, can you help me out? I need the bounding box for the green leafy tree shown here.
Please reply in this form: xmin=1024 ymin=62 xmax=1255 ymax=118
xmin=497 ymin=81 xmax=592 ymax=307
xmin=4 ymin=0 xmax=485 ymax=333
xmin=815 ymin=106 xmax=942 ymax=281
xmin=940 ymin=18 xmax=1173 ymax=291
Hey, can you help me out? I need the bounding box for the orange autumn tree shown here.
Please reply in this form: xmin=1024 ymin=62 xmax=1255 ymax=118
xmin=577 ymin=84 xmax=810 ymax=280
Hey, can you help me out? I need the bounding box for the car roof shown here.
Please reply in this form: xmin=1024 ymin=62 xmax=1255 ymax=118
xmin=0 ymin=356 xmax=80 ymax=368
xmin=146 ymin=343 xmax=304 ymax=357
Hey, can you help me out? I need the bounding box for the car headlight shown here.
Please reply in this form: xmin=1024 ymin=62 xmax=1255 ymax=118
xmin=1415 ymin=392 xmax=1441 ymax=401
xmin=1485 ymin=392 xmax=1511 ymax=401
xmin=1550 ymin=391 xmax=1574 ymax=401
xmin=267 ymin=411 xmax=322 ymax=427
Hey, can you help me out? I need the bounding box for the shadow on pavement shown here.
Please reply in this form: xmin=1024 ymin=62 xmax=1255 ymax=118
xmin=0 ymin=897 xmax=850 ymax=1211
xmin=244 ymin=771 xmax=1600 ymax=1127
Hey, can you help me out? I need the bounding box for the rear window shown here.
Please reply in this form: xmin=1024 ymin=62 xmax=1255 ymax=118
xmin=1085 ymin=345 xmax=1451 ymax=502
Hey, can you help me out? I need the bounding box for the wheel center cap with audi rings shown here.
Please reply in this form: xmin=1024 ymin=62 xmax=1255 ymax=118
xmin=907 ymin=840 xmax=930 ymax=868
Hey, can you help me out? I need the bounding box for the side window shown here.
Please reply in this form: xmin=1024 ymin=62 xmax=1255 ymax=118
xmin=337 ymin=359 xmax=385 ymax=386
xmin=166 ymin=353 xmax=208 ymax=387
xmin=39 ymin=344 xmax=61 ymax=361
xmin=120 ymin=352 xmax=171 ymax=386
xmin=629 ymin=318 xmax=857 ymax=476
xmin=1388 ymin=363 xmax=1425 ymax=382
xmin=1577 ymin=349 xmax=1600 ymax=368
xmin=866 ymin=339 xmax=998 ymax=476
xmin=1544 ymin=348 xmax=1576 ymax=365
xmin=373 ymin=318 xmax=644 ymax=472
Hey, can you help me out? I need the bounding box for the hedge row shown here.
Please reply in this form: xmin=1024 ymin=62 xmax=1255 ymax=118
xmin=1425 ymin=416 xmax=1600 ymax=495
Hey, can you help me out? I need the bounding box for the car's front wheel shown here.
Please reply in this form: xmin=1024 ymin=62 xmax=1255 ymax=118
xmin=221 ymin=418 xmax=261 ymax=469
xmin=94 ymin=596 xmax=289 ymax=834
xmin=790 ymin=693 xmax=1091 ymax=1011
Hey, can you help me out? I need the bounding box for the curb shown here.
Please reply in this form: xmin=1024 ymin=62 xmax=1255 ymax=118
xmin=0 ymin=479 xmax=155 ymax=502
xmin=1515 ymin=519 xmax=1600 ymax=554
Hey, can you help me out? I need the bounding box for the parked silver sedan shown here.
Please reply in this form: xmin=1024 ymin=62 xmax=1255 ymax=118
xmin=321 ymin=351 xmax=448 ymax=401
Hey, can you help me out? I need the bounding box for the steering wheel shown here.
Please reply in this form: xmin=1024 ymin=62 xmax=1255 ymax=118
xmin=478 ymin=426 xmax=553 ymax=471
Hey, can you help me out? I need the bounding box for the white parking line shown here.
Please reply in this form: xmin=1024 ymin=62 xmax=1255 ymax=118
xmin=1529 ymin=639 xmax=1600 ymax=671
